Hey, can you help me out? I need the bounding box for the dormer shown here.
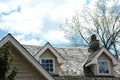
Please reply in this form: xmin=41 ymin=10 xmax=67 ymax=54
xmin=34 ymin=42 xmax=64 ymax=75
xmin=84 ymin=47 xmax=118 ymax=77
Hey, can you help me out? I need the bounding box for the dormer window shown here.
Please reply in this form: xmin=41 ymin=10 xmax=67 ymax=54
xmin=41 ymin=58 xmax=54 ymax=73
xmin=98 ymin=60 xmax=110 ymax=75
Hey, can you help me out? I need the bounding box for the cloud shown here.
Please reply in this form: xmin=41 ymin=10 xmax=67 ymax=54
xmin=0 ymin=6 xmax=43 ymax=35
xmin=43 ymin=30 xmax=70 ymax=44
xmin=0 ymin=0 xmax=86 ymax=46
xmin=14 ymin=34 xmax=45 ymax=45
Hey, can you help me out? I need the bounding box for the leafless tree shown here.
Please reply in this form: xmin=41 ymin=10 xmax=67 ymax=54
xmin=61 ymin=0 xmax=120 ymax=58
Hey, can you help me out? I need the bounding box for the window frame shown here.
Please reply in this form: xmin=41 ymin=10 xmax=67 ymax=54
xmin=40 ymin=58 xmax=55 ymax=73
xmin=97 ymin=60 xmax=111 ymax=75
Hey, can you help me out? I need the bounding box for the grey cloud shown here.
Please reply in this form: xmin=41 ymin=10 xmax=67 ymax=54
xmin=0 ymin=6 xmax=21 ymax=16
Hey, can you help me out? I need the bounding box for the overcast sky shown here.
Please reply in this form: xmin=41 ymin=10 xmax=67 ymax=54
xmin=0 ymin=0 xmax=96 ymax=46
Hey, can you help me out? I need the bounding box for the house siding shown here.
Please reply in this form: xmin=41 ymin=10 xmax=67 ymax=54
xmin=12 ymin=47 xmax=46 ymax=80
xmin=39 ymin=49 xmax=60 ymax=75
xmin=89 ymin=64 xmax=98 ymax=76
xmin=90 ymin=64 xmax=96 ymax=75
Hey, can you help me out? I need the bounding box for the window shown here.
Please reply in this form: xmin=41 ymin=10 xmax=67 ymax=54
xmin=98 ymin=61 xmax=110 ymax=74
xmin=41 ymin=58 xmax=54 ymax=73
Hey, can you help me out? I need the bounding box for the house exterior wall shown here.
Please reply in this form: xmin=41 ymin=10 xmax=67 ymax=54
xmin=94 ymin=64 xmax=98 ymax=75
xmin=12 ymin=47 xmax=46 ymax=80
xmin=39 ymin=49 xmax=60 ymax=75
xmin=90 ymin=64 xmax=97 ymax=75
xmin=93 ymin=52 xmax=114 ymax=76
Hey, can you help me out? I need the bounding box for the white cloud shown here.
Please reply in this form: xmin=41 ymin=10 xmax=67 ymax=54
xmin=19 ymin=38 xmax=44 ymax=45
xmin=43 ymin=30 xmax=70 ymax=44
xmin=0 ymin=0 xmax=87 ymax=46
xmin=49 ymin=0 xmax=86 ymax=21
xmin=14 ymin=34 xmax=45 ymax=45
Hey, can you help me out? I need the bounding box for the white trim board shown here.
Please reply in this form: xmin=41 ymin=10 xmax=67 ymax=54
xmin=0 ymin=33 xmax=55 ymax=80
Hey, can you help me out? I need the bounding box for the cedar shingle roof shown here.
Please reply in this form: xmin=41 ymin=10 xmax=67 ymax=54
xmin=85 ymin=49 xmax=101 ymax=64
xmin=22 ymin=44 xmax=120 ymax=77
xmin=23 ymin=45 xmax=89 ymax=76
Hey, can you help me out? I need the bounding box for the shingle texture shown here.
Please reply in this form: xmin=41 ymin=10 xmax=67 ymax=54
xmin=23 ymin=45 xmax=41 ymax=56
xmin=22 ymin=45 xmax=120 ymax=77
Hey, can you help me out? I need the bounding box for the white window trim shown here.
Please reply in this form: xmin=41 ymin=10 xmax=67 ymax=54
xmin=97 ymin=60 xmax=111 ymax=75
xmin=40 ymin=58 xmax=55 ymax=74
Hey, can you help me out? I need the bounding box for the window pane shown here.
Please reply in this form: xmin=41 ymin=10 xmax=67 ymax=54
xmin=46 ymin=60 xmax=49 ymax=63
xmin=98 ymin=61 xmax=109 ymax=74
xmin=41 ymin=64 xmax=45 ymax=67
xmin=46 ymin=64 xmax=49 ymax=67
xmin=50 ymin=60 xmax=53 ymax=63
xmin=41 ymin=59 xmax=46 ymax=63
xmin=50 ymin=68 xmax=53 ymax=72
xmin=50 ymin=64 xmax=53 ymax=67
xmin=46 ymin=68 xmax=49 ymax=71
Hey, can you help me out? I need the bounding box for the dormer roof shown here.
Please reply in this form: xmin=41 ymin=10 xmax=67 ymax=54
xmin=85 ymin=47 xmax=118 ymax=67
xmin=34 ymin=42 xmax=64 ymax=64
